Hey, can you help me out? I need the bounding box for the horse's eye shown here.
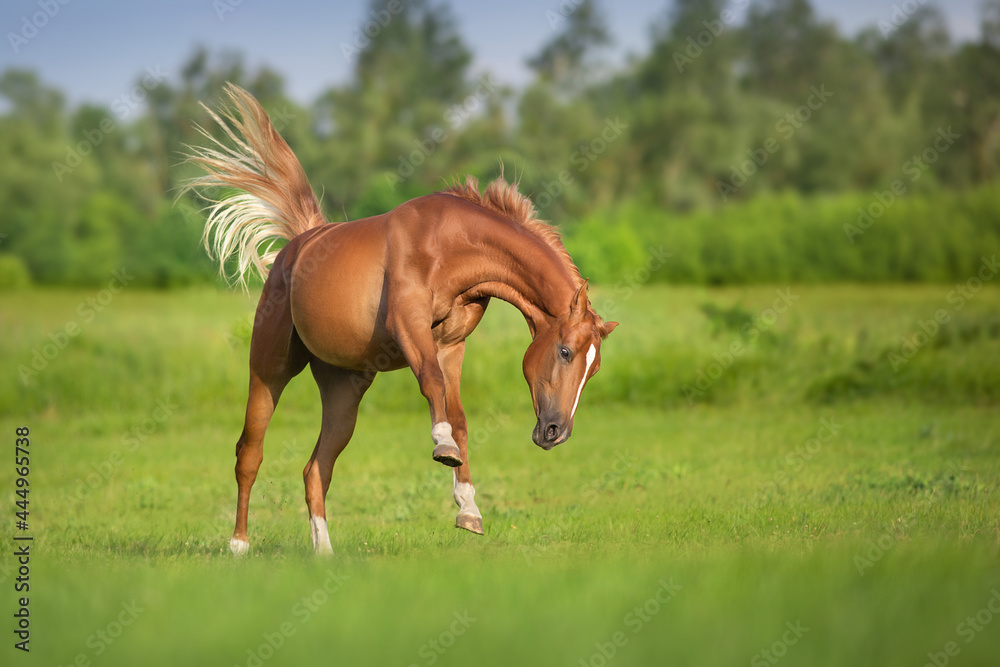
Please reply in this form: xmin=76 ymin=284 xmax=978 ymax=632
xmin=559 ymin=346 xmax=571 ymax=361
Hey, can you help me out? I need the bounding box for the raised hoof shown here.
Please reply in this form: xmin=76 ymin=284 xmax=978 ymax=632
xmin=456 ymin=514 xmax=484 ymax=535
xmin=432 ymin=443 xmax=463 ymax=467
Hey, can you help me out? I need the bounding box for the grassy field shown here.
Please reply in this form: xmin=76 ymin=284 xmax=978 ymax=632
xmin=1 ymin=283 xmax=999 ymax=666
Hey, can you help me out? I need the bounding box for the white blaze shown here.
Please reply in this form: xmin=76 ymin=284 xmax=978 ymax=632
xmin=570 ymin=344 xmax=597 ymax=419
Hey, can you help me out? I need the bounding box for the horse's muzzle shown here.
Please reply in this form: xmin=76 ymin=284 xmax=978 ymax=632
xmin=532 ymin=417 xmax=571 ymax=449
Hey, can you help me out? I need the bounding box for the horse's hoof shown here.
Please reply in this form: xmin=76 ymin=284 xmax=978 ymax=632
xmin=432 ymin=443 xmax=462 ymax=467
xmin=456 ymin=513 xmax=484 ymax=535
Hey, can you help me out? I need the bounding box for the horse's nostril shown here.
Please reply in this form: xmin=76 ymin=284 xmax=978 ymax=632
xmin=545 ymin=424 xmax=559 ymax=441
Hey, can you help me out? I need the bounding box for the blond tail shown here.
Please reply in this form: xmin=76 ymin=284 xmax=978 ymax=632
xmin=181 ymin=83 xmax=327 ymax=288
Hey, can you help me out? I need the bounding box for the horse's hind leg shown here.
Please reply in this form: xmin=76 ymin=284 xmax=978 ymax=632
xmin=231 ymin=375 xmax=284 ymax=555
xmin=230 ymin=273 xmax=310 ymax=556
xmin=303 ymin=360 xmax=374 ymax=555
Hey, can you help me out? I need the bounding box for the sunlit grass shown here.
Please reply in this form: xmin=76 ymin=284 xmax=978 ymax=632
xmin=1 ymin=285 xmax=998 ymax=666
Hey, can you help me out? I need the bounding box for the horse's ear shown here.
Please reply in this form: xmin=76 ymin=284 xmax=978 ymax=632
xmin=601 ymin=321 xmax=619 ymax=338
xmin=570 ymin=280 xmax=589 ymax=317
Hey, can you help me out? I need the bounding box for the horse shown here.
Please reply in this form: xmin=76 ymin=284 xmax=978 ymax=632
xmin=182 ymin=84 xmax=618 ymax=555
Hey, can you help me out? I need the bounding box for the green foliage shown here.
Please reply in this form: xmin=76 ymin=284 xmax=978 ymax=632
xmin=0 ymin=254 xmax=31 ymax=288
xmin=4 ymin=0 xmax=1000 ymax=287
xmin=3 ymin=284 xmax=998 ymax=424
xmin=565 ymin=183 xmax=1000 ymax=285
xmin=526 ymin=0 xmax=610 ymax=87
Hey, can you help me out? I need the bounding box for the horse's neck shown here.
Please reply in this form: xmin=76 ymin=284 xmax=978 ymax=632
xmin=457 ymin=218 xmax=577 ymax=335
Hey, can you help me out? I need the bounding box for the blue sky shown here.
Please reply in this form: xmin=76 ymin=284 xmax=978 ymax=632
xmin=0 ymin=0 xmax=984 ymax=108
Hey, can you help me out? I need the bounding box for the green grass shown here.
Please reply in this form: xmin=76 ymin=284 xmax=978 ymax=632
xmin=1 ymin=284 xmax=999 ymax=666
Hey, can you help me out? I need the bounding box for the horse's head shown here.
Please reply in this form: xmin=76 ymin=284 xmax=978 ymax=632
xmin=522 ymin=281 xmax=618 ymax=449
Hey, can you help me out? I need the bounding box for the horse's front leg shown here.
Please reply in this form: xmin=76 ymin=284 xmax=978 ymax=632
xmin=387 ymin=311 xmax=463 ymax=467
xmin=438 ymin=342 xmax=484 ymax=534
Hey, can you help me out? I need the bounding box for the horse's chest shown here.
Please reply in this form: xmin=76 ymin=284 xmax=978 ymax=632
xmin=432 ymin=299 xmax=489 ymax=346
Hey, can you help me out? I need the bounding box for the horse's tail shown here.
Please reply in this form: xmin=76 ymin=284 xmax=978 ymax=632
xmin=181 ymin=83 xmax=327 ymax=288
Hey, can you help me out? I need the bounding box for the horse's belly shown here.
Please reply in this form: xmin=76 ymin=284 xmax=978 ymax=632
xmin=288 ymin=225 xmax=404 ymax=371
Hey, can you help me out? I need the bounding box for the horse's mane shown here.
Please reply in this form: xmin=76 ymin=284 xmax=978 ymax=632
xmin=442 ymin=176 xmax=583 ymax=287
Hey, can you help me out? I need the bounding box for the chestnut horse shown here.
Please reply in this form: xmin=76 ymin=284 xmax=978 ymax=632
xmin=184 ymin=84 xmax=617 ymax=555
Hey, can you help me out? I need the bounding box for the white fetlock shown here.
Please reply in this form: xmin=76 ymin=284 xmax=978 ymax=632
xmin=453 ymin=471 xmax=482 ymax=520
xmin=310 ymin=515 xmax=333 ymax=556
xmin=432 ymin=422 xmax=457 ymax=448
xmin=230 ymin=537 xmax=249 ymax=556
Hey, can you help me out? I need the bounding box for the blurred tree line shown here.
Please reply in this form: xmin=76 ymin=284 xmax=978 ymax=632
xmin=2 ymin=0 xmax=1000 ymax=287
